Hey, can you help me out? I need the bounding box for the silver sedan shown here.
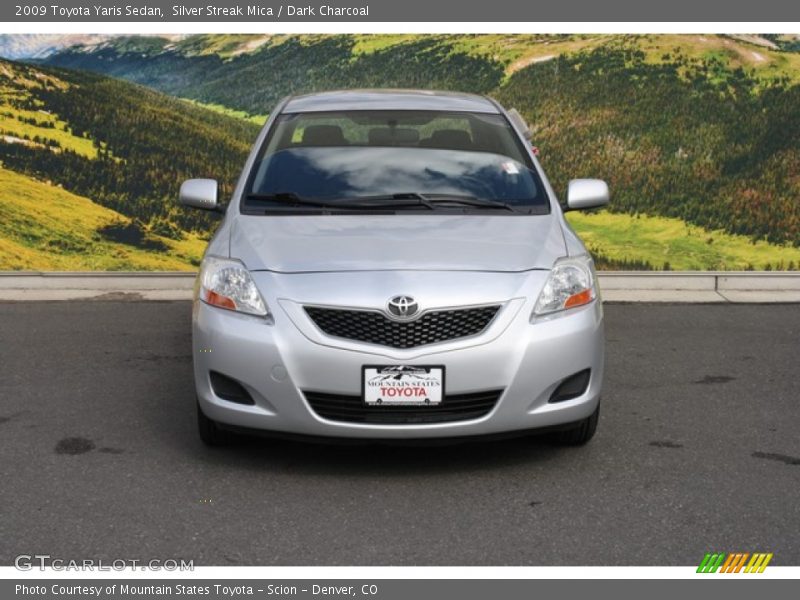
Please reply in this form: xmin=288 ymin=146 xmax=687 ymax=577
xmin=180 ymin=89 xmax=609 ymax=445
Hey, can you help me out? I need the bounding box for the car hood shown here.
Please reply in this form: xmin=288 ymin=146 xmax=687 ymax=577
xmin=231 ymin=214 xmax=565 ymax=273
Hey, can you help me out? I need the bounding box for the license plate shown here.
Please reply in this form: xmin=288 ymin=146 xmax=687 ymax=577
xmin=362 ymin=365 xmax=445 ymax=406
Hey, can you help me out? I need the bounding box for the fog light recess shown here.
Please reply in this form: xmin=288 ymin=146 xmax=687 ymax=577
xmin=209 ymin=371 xmax=255 ymax=405
xmin=549 ymin=369 xmax=591 ymax=403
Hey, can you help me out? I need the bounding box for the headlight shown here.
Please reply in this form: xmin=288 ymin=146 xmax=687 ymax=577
xmin=198 ymin=256 xmax=269 ymax=317
xmin=533 ymin=255 xmax=597 ymax=317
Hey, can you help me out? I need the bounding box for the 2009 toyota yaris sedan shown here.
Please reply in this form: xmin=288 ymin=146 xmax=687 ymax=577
xmin=179 ymin=89 xmax=609 ymax=446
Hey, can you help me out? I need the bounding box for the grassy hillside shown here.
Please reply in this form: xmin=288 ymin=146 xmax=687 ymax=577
xmin=0 ymin=167 xmax=203 ymax=270
xmin=567 ymin=211 xmax=800 ymax=271
xmin=181 ymin=98 xmax=267 ymax=124
xmin=0 ymin=61 xmax=99 ymax=158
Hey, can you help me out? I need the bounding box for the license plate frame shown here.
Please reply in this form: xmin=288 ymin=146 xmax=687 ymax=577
xmin=362 ymin=365 xmax=445 ymax=406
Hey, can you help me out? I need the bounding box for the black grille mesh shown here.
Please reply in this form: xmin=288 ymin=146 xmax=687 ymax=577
xmin=304 ymin=305 xmax=500 ymax=348
xmin=305 ymin=389 xmax=503 ymax=424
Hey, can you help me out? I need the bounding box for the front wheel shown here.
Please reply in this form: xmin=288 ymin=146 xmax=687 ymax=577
xmin=197 ymin=400 xmax=230 ymax=446
xmin=550 ymin=403 xmax=600 ymax=446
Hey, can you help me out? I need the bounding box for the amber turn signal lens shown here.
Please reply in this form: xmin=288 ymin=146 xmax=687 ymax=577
xmin=564 ymin=288 xmax=594 ymax=309
xmin=204 ymin=289 xmax=237 ymax=311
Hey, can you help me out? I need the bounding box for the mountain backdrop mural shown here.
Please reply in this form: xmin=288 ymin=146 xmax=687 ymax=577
xmin=0 ymin=33 xmax=798 ymax=271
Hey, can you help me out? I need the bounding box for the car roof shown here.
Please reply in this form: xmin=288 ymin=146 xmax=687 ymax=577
xmin=281 ymin=89 xmax=501 ymax=114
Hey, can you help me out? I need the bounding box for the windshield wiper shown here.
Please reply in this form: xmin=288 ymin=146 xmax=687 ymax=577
xmin=245 ymin=192 xmax=518 ymax=212
xmin=331 ymin=193 xmax=436 ymax=210
xmin=423 ymin=193 xmax=545 ymax=213
xmin=422 ymin=194 xmax=518 ymax=212
xmin=245 ymin=192 xmax=345 ymax=209
xmin=245 ymin=192 xmax=436 ymax=211
xmin=329 ymin=193 xmax=520 ymax=212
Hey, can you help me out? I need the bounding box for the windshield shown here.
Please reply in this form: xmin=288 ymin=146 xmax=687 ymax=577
xmin=243 ymin=110 xmax=548 ymax=214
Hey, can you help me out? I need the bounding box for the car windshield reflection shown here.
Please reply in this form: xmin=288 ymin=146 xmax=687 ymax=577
xmin=248 ymin=147 xmax=543 ymax=207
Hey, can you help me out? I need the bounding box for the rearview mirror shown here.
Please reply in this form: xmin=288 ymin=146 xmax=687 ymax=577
xmin=179 ymin=179 xmax=219 ymax=211
xmin=566 ymin=179 xmax=609 ymax=211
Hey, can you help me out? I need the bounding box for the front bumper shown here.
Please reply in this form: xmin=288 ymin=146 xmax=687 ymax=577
xmin=192 ymin=275 xmax=604 ymax=440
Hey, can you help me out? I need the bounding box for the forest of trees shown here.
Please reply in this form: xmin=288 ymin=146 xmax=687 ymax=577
xmin=46 ymin=36 xmax=506 ymax=114
xmin=497 ymin=47 xmax=800 ymax=246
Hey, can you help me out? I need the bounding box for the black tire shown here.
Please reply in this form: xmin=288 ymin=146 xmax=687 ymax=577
xmin=550 ymin=403 xmax=600 ymax=446
xmin=197 ymin=400 xmax=229 ymax=446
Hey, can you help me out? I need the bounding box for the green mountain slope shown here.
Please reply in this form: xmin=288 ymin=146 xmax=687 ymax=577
xmin=567 ymin=211 xmax=800 ymax=271
xmin=0 ymin=58 xmax=260 ymax=232
xmin=45 ymin=35 xmax=507 ymax=116
xmin=0 ymin=58 xmax=262 ymax=270
xmin=496 ymin=47 xmax=800 ymax=247
xmin=0 ymin=166 xmax=205 ymax=270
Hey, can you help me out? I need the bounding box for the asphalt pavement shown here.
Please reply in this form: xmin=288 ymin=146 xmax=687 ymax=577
xmin=0 ymin=302 xmax=798 ymax=565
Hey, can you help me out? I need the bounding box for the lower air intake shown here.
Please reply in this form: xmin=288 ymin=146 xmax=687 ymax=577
xmin=304 ymin=389 xmax=503 ymax=424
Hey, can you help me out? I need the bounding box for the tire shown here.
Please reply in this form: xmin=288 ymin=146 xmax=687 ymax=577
xmin=550 ymin=403 xmax=600 ymax=446
xmin=197 ymin=400 xmax=230 ymax=446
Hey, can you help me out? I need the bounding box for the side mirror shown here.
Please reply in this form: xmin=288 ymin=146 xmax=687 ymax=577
xmin=566 ymin=179 xmax=609 ymax=211
xmin=179 ymin=179 xmax=219 ymax=211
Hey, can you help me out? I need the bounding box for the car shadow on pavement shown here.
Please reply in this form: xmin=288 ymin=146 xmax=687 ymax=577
xmin=192 ymin=430 xmax=573 ymax=477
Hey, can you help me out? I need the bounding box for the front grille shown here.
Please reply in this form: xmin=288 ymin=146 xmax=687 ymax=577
xmin=304 ymin=305 xmax=500 ymax=348
xmin=304 ymin=389 xmax=503 ymax=424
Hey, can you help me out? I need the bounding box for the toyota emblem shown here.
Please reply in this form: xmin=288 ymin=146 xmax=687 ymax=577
xmin=387 ymin=295 xmax=419 ymax=320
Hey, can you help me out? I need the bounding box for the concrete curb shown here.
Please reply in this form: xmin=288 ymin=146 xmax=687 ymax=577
xmin=598 ymin=271 xmax=800 ymax=291
xmin=598 ymin=272 xmax=800 ymax=303
xmin=1 ymin=271 xmax=799 ymax=303
xmin=0 ymin=271 xmax=196 ymax=290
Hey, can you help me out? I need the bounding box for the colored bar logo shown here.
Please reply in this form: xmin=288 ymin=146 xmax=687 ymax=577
xmin=697 ymin=552 xmax=773 ymax=573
